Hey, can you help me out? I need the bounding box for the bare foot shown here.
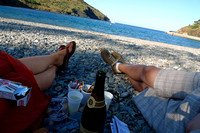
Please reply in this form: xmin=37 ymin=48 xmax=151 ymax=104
xmin=53 ymin=49 xmax=66 ymax=67
xmin=55 ymin=41 xmax=76 ymax=72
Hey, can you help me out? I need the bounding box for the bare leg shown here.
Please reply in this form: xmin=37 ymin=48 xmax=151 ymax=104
xmin=127 ymin=75 xmax=148 ymax=92
xmin=18 ymin=42 xmax=76 ymax=91
xmin=118 ymin=64 xmax=160 ymax=88
xmin=19 ymin=50 xmax=66 ymax=75
xmin=34 ymin=65 xmax=57 ymax=91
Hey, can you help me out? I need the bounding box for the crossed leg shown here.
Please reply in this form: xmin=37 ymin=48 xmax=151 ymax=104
xmin=33 ymin=66 xmax=57 ymax=91
xmin=19 ymin=49 xmax=66 ymax=91
xmin=118 ymin=64 xmax=161 ymax=92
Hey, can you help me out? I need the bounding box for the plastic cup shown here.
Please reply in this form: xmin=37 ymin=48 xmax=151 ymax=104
xmin=68 ymin=91 xmax=83 ymax=114
xmin=80 ymin=85 xmax=91 ymax=105
xmin=104 ymin=91 xmax=113 ymax=111
xmin=68 ymin=82 xmax=81 ymax=92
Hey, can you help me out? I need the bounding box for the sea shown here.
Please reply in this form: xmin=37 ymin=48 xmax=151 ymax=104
xmin=0 ymin=5 xmax=200 ymax=49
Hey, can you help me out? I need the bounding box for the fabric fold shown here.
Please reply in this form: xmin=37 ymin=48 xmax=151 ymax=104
xmin=0 ymin=51 xmax=51 ymax=133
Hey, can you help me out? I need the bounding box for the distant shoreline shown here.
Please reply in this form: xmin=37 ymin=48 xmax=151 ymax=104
xmin=166 ymin=31 xmax=200 ymax=41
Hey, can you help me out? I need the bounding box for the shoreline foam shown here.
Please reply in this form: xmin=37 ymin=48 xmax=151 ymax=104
xmin=166 ymin=31 xmax=200 ymax=42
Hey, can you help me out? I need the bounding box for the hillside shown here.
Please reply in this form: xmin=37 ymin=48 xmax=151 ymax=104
xmin=0 ymin=0 xmax=110 ymax=21
xmin=177 ymin=20 xmax=200 ymax=37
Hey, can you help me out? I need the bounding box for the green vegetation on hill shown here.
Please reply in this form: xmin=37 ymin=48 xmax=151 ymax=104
xmin=0 ymin=0 xmax=110 ymax=21
xmin=177 ymin=19 xmax=200 ymax=37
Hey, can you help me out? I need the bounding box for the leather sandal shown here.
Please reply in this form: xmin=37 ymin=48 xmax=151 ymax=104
xmin=57 ymin=41 xmax=76 ymax=72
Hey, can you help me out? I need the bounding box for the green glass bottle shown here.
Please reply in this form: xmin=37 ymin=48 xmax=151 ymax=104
xmin=80 ymin=70 xmax=107 ymax=133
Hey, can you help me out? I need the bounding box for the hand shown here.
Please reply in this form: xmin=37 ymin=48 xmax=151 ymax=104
xmin=186 ymin=113 xmax=200 ymax=133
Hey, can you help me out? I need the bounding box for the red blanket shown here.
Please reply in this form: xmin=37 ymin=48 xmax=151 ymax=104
xmin=0 ymin=51 xmax=51 ymax=133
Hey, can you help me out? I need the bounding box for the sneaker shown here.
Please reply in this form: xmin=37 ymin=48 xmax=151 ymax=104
xmin=100 ymin=49 xmax=124 ymax=74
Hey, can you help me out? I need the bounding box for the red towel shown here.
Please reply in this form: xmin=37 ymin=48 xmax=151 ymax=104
xmin=0 ymin=51 xmax=51 ymax=133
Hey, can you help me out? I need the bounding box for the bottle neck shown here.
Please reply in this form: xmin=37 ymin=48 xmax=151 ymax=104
xmin=92 ymin=76 xmax=105 ymax=101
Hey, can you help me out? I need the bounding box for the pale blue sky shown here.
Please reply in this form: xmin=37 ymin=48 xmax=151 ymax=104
xmin=84 ymin=0 xmax=200 ymax=31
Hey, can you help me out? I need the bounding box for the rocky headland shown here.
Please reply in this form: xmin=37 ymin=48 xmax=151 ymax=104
xmin=0 ymin=0 xmax=110 ymax=21
xmin=177 ymin=23 xmax=200 ymax=38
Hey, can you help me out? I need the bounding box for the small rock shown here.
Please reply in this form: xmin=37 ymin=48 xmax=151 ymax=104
xmin=90 ymin=72 xmax=96 ymax=78
xmin=121 ymin=91 xmax=129 ymax=98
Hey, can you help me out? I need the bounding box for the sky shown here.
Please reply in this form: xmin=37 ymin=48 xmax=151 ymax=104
xmin=84 ymin=0 xmax=200 ymax=32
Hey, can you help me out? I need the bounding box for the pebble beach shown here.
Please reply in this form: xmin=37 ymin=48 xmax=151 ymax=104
xmin=0 ymin=17 xmax=200 ymax=133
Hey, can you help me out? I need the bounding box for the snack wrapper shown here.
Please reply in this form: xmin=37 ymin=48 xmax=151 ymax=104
xmin=0 ymin=78 xmax=31 ymax=106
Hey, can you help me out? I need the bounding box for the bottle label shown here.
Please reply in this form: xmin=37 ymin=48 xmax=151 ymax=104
xmin=87 ymin=96 xmax=105 ymax=108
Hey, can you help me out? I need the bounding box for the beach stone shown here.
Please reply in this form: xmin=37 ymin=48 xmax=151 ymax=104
xmin=112 ymin=103 xmax=120 ymax=112
xmin=8 ymin=47 xmax=14 ymax=50
xmin=116 ymin=87 xmax=126 ymax=93
xmin=90 ymin=72 xmax=96 ymax=78
xmin=107 ymin=72 xmax=112 ymax=77
xmin=121 ymin=91 xmax=129 ymax=98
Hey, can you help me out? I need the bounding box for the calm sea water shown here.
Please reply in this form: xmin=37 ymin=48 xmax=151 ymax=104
xmin=0 ymin=5 xmax=200 ymax=48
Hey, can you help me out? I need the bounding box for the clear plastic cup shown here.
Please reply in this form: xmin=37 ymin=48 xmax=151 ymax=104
xmin=80 ymin=85 xmax=91 ymax=106
xmin=67 ymin=91 xmax=83 ymax=114
xmin=68 ymin=82 xmax=81 ymax=92
xmin=104 ymin=91 xmax=113 ymax=111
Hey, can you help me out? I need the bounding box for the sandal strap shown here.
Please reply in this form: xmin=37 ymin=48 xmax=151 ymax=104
xmin=65 ymin=47 xmax=70 ymax=65
xmin=65 ymin=41 xmax=76 ymax=57
xmin=59 ymin=45 xmax=65 ymax=50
